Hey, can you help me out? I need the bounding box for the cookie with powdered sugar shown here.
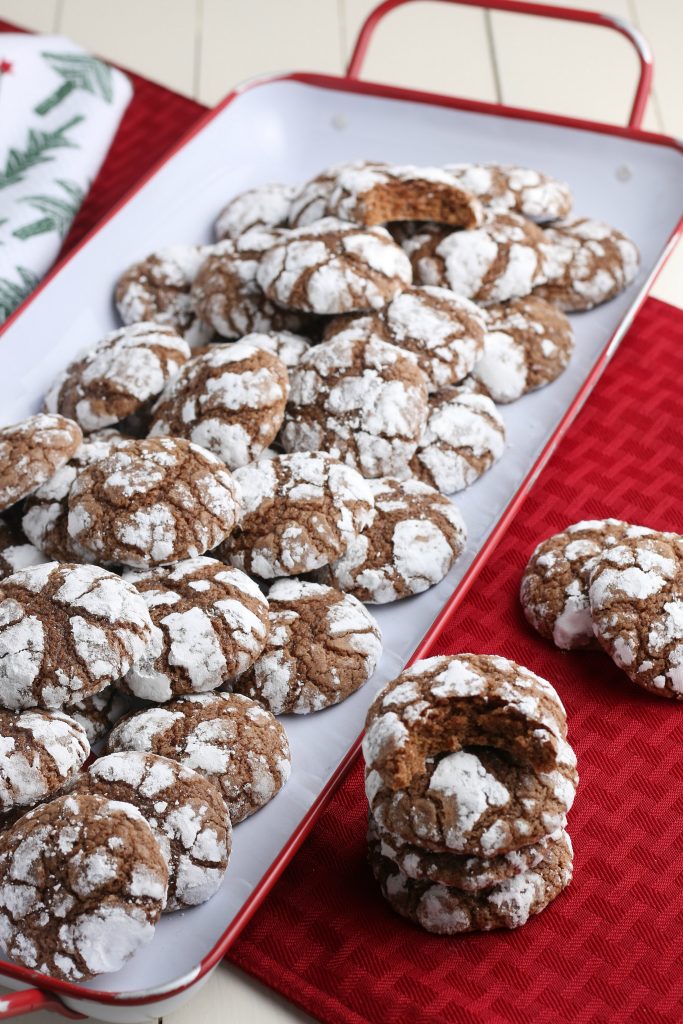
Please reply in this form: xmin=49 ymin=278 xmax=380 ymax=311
xmin=235 ymin=330 xmax=312 ymax=368
xmin=403 ymin=212 xmax=548 ymax=305
xmin=537 ymin=217 xmax=640 ymax=311
xmin=520 ymin=520 xmax=656 ymax=651
xmin=214 ymin=183 xmax=297 ymax=240
xmin=67 ymin=438 xmax=241 ymax=568
xmin=473 ymin=296 xmax=574 ymax=403
xmin=107 ymin=692 xmax=291 ymax=823
xmin=324 ymin=285 xmax=486 ymax=392
xmin=148 ymin=343 xmax=289 ymax=470
xmin=409 ymin=388 xmax=506 ymax=494
xmin=44 ymin=323 xmax=191 ymax=434
xmin=288 ymin=161 xmax=482 ymax=229
xmin=444 ymin=163 xmax=572 ymax=223
xmin=68 ymin=686 xmax=129 ymax=745
xmin=234 ymin=579 xmax=382 ymax=714
xmin=0 ymin=793 xmax=168 ymax=981
xmin=0 ymin=517 xmax=46 ymax=579
xmin=0 ymin=708 xmax=89 ymax=811
xmin=71 ymin=751 xmax=231 ymax=912
xmin=122 ymin=557 xmax=269 ymax=702
xmin=115 ymin=245 xmax=213 ymax=347
xmin=0 ymin=413 xmax=82 ymax=512
xmin=218 ymin=452 xmax=374 ymax=579
xmin=368 ymin=818 xmax=573 ymax=934
xmin=588 ymin=532 xmax=683 ymax=698
xmin=0 ymin=562 xmax=155 ymax=710
xmin=256 ymin=217 xmax=413 ymax=315
xmin=281 ymin=333 xmax=428 ymax=479
xmin=319 ymin=477 xmax=466 ymax=604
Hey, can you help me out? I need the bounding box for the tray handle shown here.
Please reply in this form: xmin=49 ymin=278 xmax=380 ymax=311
xmin=346 ymin=0 xmax=653 ymax=129
xmin=0 ymin=988 xmax=84 ymax=1020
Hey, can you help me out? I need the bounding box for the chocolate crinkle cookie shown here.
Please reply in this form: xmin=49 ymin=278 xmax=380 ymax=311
xmin=0 ymin=707 xmax=89 ymax=811
xmin=443 ymin=163 xmax=572 ymax=223
xmin=319 ymin=477 xmax=467 ymax=603
xmin=0 ymin=517 xmax=45 ymax=579
xmin=256 ymin=217 xmax=413 ymax=315
xmin=0 ymin=413 xmax=82 ymax=512
xmin=71 ymin=751 xmax=231 ymax=911
xmin=288 ymin=161 xmax=483 ymax=229
xmin=66 ymin=437 xmax=241 ymax=568
xmin=115 ymin=245 xmax=213 ymax=347
xmin=234 ymin=578 xmax=382 ymax=714
xmin=473 ymin=296 xmax=574 ymax=403
xmin=0 ymin=793 xmax=168 ymax=981
xmin=409 ymin=388 xmax=506 ymax=494
xmin=0 ymin=562 xmax=155 ymax=710
xmin=214 ymin=182 xmax=297 ymax=240
xmin=148 ymin=343 xmax=289 ymax=470
xmin=218 ymin=451 xmax=375 ymax=579
xmin=235 ymin=330 xmax=312 ymax=368
xmin=281 ymin=333 xmax=429 ymax=479
xmin=107 ymin=692 xmax=291 ymax=824
xmin=44 ymin=322 xmax=191 ymax=434
xmin=122 ymin=557 xmax=270 ymax=702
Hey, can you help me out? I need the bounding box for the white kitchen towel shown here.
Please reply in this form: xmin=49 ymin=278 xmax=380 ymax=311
xmin=0 ymin=34 xmax=132 ymax=322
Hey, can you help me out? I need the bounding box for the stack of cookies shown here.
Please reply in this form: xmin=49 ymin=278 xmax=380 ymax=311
xmin=363 ymin=654 xmax=578 ymax=933
xmin=521 ymin=520 xmax=683 ymax=700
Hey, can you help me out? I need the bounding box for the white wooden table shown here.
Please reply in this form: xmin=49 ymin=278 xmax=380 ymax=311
xmin=0 ymin=1 xmax=681 ymax=1021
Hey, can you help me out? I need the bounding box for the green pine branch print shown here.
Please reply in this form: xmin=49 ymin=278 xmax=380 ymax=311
xmin=13 ymin=179 xmax=85 ymax=240
xmin=35 ymin=52 xmax=114 ymax=116
xmin=0 ymin=266 xmax=39 ymax=322
xmin=0 ymin=116 xmax=84 ymax=191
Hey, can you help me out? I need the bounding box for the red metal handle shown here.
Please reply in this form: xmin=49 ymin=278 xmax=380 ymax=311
xmin=0 ymin=988 xmax=84 ymax=1020
xmin=346 ymin=0 xmax=653 ymax=129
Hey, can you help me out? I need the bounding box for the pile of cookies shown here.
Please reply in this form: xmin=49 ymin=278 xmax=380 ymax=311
xmin=521 ymin=520 xmax=683 ymax=699
xmin=363 ymin=654 xmax=578 ymax=933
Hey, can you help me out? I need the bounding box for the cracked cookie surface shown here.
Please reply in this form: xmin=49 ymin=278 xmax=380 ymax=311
xmin=0 ymin=414 xmax=82 ymax=512
xmin=0 ymin=707 xmax=89 ymax=811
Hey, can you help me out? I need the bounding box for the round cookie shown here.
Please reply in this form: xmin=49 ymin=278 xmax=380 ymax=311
xmin=44 ymin=323 xmax=191 ymax=434
xmin=148 ymin=343 xmax=289 ymax=470
xmin=319 ymin=477 xmax=467 ymax=604
xmin=22 ymin=432 xmax=132 ymax=563
xmin=409 ymin=388 xmax=506 ymax=494
xmin=0 ymin=562 xmax=155 ymax=710
xmin=0 ymin=708 xmax=89 ymax=811
xmin=403 ymin=212 xmax=548 ymax=305
xmin=588 ymin=532 xmax=683 ymax=698
xmin=281 ymin=333 xmax=428 ymax=479
xmin=537 ymin=217 xmax=640 ymax=311
xmin=288 ymin=161 xmax=482 ymax=229
xmin=0 ymin=413 xmax=82 ymax=512
xmin=256 ymin=217 xmax=413 ymax=315
xmin=443 ymin=163 xmax=572 ymax=223
xmin=67 ymin=437 xmax=241 ymax=568
xmin=234 ymin=579 xmax=382 ymax=714
xmin=373 ymin=816 xmax=566 ymax=891
xmin=0 ymin=518 xmax=45 ymax=579
xmin=191 ymin=234 xmax=313 ymax=340
xmin=106 ymin=692 xmax=291 ymax=823
xmin=218 ymin=452 xmax=374 ymax=579
xmin=68 ymin=686 xmax=129 ymax=745
xmin=520 ymin=520 xmax=656 ymax=651
xmin=114 ymin=245 xmax=213 ymax=347
xmin=324 ymin=285 xmax=486 ymax=392
xmin=473 ymin=296 xmax=574 ymax=403
xmin=237 ymin=330 xmax=312 ymax=368
xmin=214 ymin=183 xmax=297 ymax=240
xmin=364 ymin=654 xmax=571 ymax=790
xmin=0 ymin=792 xmax=168 ymax=981
xmin=122 ymin=557 xmax=269 ymax=702
xmin=366 ymin=746 xmax=577 ymax=856
xmin=368 ymin=819 xmax=573 ymax=934
xmin=71 ymin=751 xmax=231 ymax=911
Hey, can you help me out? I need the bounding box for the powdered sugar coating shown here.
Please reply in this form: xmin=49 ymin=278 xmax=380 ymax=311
xmin=68 ymin=686 xmax=129 ymax=745
xmin=410 ymin=388 xmax=506 ymax=494
xmin=0 ymin=519 xmax=46 ymax=580
xmin=256 ymin=217 xmax=413 ymax=316
xmin=0 ymin=414 xmax=82 ymax=512
xmin=214 ymin=183 xmax=297 ymax=240
xmin=219 ymin=452 xmax=375 ymax=579
xmin=443 ymin=163 xmax=572 ymax=223
xmin=122 ymin=557 xmax=269 ymax=702
xmin=67 ymin=438 xmax=241 ymax=568
xmin=235 ymin=579 xmax=382 ymax=714
xmin=237 ymin=330 xmax=312 ymax=368
xmin=44 ymin=323 xmax=191 ymax=434
xmin=0 ymin=708 xmax=89 ymax=810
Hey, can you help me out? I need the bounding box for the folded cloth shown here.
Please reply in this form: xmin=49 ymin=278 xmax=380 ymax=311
xmin=0 ymin=33 xmax=132 ymax=322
